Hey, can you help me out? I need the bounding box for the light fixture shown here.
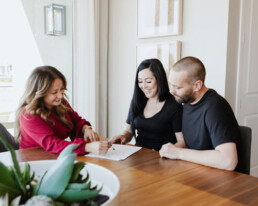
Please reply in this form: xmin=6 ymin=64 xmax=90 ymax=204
xmin=44 ymin=4 xmax=66 ymax=36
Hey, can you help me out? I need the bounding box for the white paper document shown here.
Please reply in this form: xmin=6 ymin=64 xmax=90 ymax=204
xmin=85 ymin=144 xmax=142 ymax=161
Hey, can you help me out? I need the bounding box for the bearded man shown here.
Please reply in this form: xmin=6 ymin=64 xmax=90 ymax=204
xmin=159 ymin=56 xmax=240 ymax=171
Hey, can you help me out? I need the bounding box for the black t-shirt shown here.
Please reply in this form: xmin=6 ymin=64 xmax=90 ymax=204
xmin=126 ymin=94 xmax=183 ymax=151
xmin=182 ymin=89 xmax=239 ymax=150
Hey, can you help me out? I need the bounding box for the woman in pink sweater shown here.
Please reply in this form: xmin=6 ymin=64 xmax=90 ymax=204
xmin=15 ymin=66 xmax=109 ymax=155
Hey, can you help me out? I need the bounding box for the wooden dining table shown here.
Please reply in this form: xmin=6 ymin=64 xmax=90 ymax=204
xmin=1 ymin=146 xmax=258 ymax=206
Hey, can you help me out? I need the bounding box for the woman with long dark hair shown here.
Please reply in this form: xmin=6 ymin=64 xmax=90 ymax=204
xmin=110 ymin=59 xmax=185 ymax=151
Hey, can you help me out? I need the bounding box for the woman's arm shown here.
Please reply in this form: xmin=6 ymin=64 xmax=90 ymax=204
xmin=85 ymin=141 xmax=109 ymax=155
xmin=109 ymin=123 xmax=133 ymax=144
xmin=20 ymin=112 xmax=87 ymax=155
xmin=82 ymin=124 xmax=100 ymax=142
xmin=174 ymin=132 xmax=186 ymax=148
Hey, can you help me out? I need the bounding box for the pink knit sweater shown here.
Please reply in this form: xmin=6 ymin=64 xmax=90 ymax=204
xmin=19 ymin=102 xmax=90 ymax=155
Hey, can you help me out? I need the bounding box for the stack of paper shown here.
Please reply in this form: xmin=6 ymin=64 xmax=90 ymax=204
xmin=85 ymin=144 xmax=142 ymax=161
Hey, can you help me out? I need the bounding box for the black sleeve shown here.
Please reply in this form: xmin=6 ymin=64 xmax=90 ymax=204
xmin=205 ymin=103 xmax=238 ymax=148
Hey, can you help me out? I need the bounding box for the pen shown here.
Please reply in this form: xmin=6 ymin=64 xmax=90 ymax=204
xmin=108 ymin=142 xmax=115 ymax=150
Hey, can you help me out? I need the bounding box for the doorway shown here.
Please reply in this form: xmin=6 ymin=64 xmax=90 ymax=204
xmin=235 ymin=0 xmax=258 ymax=177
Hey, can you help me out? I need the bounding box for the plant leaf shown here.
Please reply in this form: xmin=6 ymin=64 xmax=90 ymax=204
xmin=0 ymin=184 xmax=20 ymax=200
xmin=0 ymin=162 xmax=17 ymax=189
xmin=22 ymin=163 xmax=31 ymax=184
xmin=57 ymin=144 xmax=78 ymax=160
xmin=0 ymin=133 xmax=26 ymax=195
xmin=29 ymin=170 xmax=35 ymax=183
xmin=70 ymin=161 xmax=85 ymax=183
xmin=81 ymin=172 xmax=90 ymax=183
xmin=66 ymin=182 xmax=91 ymax=190
xmin=35 ymin=153 xmax=76 ymax=199
xmin=33 ymin=170 xmax=47 ymax=196
xmin=57 ymin=188 xmax=101 ymax=203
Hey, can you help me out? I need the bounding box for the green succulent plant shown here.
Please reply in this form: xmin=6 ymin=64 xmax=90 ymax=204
xmin=0 ymin=132 xmax=102 ymax=206
xmin=33 ymin=144 xmax=102 ymax=205
xmin=0 ymin=132 xmax=34 ymax=204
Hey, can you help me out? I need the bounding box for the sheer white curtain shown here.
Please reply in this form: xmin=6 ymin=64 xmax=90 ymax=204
xmin=73 ymin=0 xmax=108 ymax=136
xmin=73 ymin=0 xmax=100 ymax=132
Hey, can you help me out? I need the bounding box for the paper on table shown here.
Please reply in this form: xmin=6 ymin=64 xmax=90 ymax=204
xmin=85 ymin=144 xmax=142 ymax=161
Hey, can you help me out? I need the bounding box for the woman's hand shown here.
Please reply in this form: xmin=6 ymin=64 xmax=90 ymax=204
xmin=109 ymin=124 xmax=133 ymax=144
xmin=83 ymin=125 xmax=100 ymax=142
xmin=85 ymin=141 xmax=109 ymax=155
xmin=109 ymin=134 xmax=127 ymax=144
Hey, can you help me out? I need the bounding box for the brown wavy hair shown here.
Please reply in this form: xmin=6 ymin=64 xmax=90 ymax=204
xmin=15 ymin=66 xmax=73 ymax=141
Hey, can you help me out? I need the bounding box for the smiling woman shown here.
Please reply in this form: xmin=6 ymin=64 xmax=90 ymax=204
xmin=110 ymin=58 xmax=185 ymax=151
xmin=43 ymin=78 xmax=65 ymax=109
xmin=14 ymin=66 xmax=110 ymax=156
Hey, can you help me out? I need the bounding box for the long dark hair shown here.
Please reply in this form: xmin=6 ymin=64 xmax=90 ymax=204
xmin=130 ymin=58 xmax=170 ymax=134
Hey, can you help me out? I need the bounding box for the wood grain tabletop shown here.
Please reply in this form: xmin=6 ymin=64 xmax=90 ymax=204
xmin=0 ymin=146 xmax=257 ymax=205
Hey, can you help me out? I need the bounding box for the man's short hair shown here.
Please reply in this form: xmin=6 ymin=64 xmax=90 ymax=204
xmin=172 ymin=56 xmax=206 ymax=83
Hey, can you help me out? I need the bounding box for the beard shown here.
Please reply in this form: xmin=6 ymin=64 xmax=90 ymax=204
xmin=173 ymin=90 xmax=195 ymax=104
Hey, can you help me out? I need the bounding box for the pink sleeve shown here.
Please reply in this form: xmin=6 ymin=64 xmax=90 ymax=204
xmin=20 ymin=112 xmax=86 ymax=155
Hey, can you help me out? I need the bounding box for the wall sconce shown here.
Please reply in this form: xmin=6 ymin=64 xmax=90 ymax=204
xmin=44 ymin=4 xmax=66 ymax=36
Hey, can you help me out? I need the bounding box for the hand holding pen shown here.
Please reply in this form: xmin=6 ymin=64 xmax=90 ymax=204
xmin=108 ymin=141 xmax=116 ymax=151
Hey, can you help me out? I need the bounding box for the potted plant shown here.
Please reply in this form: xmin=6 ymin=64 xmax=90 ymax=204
xmin=0 ymin=133 xmax=104 ymax=206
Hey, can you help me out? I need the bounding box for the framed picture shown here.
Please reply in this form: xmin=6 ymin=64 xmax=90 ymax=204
xmin=136 ymin=41 xmax=181 ymax=74
xmin=137 ymin=0 xmax=182 ymax=38
xmin=0 ymin=64 xmax=13 ymax=87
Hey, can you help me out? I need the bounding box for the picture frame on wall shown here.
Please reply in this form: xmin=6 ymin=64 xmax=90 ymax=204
xmin=136 ymin=41 xmax=181 ymax=74
xmin=137 ymin=0 xmax=182 ymax=38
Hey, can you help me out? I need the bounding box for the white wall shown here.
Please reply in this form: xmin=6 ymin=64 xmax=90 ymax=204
xmin=0 ymin=1 xmax=73 ymax=122
xmin=0 ymin=0 xmax=43 ymax=116
xmin=180 ymin=0 xmax=229 ymax=95
xmin=108 ymin=0 xmax=230 ymax=137
xmin=108 ymin=0 xmax=138 ymax=136
xmin=22 ymin=0 xmax=73 ymax=102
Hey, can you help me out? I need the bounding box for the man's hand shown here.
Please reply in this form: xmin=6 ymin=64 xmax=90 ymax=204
xmin=159 ymin=143 xmax=180 ymax=159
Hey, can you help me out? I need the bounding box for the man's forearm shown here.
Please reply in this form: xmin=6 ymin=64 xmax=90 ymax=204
xmin=177 ymin=143 xmax=237 ymax=170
